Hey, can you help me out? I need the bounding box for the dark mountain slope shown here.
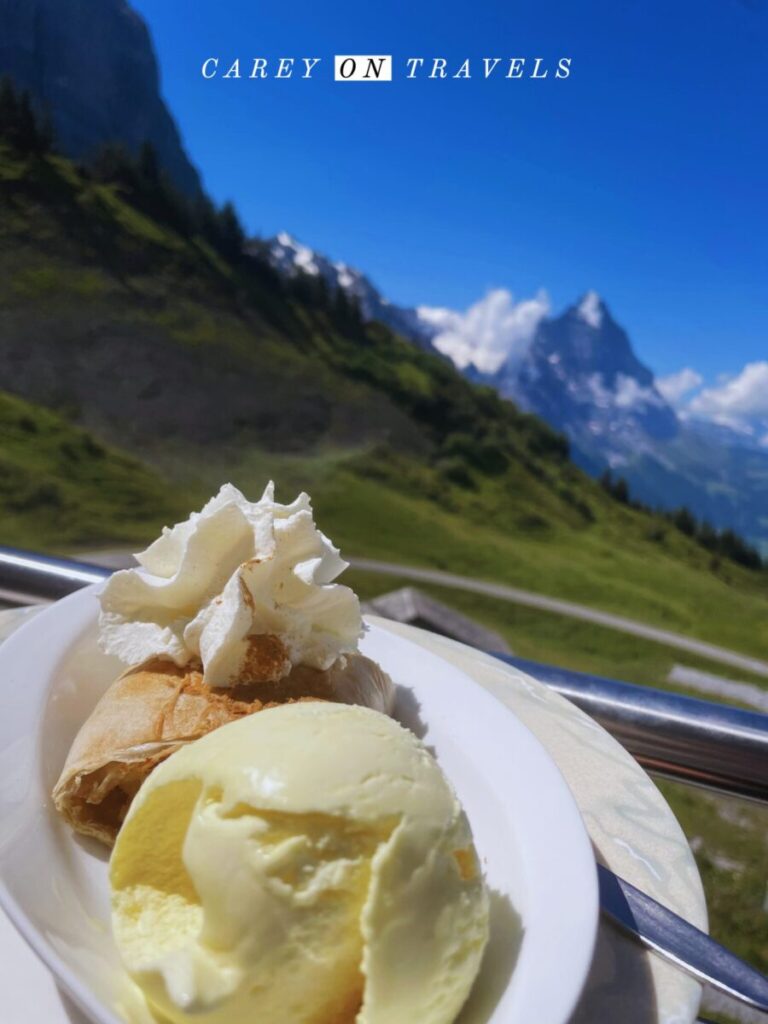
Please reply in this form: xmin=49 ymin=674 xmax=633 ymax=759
xmin=0 ymin=142 xmax=591 ymax=526
xmin=0 ymin=0 xmax=201 ymax=196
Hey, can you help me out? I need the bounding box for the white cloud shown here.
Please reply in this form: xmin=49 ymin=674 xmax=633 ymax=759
xmin=689 ymin=362 xmax=768 ymax=420
xmin=418 ymin=288 xmax=549 ymax=374
xmin=577 ymin=290 xmax=603 ymax=329
xmin=656 ymin=367 xmax=703 ymax=405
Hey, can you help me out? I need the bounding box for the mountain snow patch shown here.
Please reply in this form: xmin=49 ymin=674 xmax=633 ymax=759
xmin=614 ymin=374 xmax=667 ymax=409
xmin=272 ymin=232 xmax=320 ymax=275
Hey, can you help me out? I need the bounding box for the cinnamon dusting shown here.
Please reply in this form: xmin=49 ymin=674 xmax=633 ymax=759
xmin=239 ymin=632 xmax=291 ymax=683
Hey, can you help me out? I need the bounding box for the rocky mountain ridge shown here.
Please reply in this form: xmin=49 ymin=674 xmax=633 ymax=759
xmin=490 ymin=292 xmax=679 ymax=462
xmin=260 ymin=232 xmax=437 ymax=350
xmin=262 ymin=235 xmax=768 ymax=548
xmin=482 ymin=293 xmax=768 ymax=548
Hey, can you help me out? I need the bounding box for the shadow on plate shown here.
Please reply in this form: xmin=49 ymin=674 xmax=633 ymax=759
xmin=392 ymin=683 xmax=429 ymax=739
xmin=72 ymin=830 xmax=110 ymax=864
xmin=568 ymin=918 xmax=659 ymax=1024
xmin=458 ymin=888 xmax=524 ymax=1024
xmin=59 ymin=988 xmax=94 ymax=1024
xmin=568 ymin=841 xmax=659 ymax=1024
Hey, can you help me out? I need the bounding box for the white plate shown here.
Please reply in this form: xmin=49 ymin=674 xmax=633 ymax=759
xmin=0 ymin=585 xmax=598 ymax=1024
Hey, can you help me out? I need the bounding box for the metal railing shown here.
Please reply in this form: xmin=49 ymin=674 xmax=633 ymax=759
xmin=0 ymin=547 xmax=109 ymax=604
xmin=1 ymin=545 xmax=767 ymax=803
xmin=495 ymin=654 xmax=768 ymax=803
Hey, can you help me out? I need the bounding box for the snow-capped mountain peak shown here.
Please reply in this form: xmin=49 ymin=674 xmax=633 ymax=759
xmin=486 ymin=292 xmax=680 ymax=460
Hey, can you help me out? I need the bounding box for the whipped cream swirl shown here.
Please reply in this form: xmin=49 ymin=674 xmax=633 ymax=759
xmin=99 ymin=483 xmax=363 ymax=687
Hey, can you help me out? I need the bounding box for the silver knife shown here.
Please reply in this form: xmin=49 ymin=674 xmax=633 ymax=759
xmin=598 ymin=863 xmax=768 ymax=1013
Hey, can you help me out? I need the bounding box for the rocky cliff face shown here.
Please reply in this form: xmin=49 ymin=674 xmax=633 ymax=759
xmin=0 ymin=0 xmax=201 ymax=196
xmin=483 ymin=293 xmax=768 ymax=546
xmin=493 ymin=292 xmax=680 ymax=461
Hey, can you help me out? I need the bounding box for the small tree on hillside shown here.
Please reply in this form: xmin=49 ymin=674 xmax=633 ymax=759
xmin=0 ymin=78 xmax=19 ymax=138
xmin=215 ymin=200 xmax=246 ymax=259
xmin=0 ymin=77 xmax=53 ymax=154
xmin=671 ymin=505 xmax=696 ymax=537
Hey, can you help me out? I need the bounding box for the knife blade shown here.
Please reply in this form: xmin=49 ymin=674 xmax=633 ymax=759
xmin=598 ymin=863 xmax=768 ymax=1013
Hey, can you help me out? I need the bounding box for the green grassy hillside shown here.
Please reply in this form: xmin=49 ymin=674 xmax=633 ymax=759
xmin=1 ymin=141 xmax=768 ymax=663
xmin=0 ymin=390 xmax=191 ymax=547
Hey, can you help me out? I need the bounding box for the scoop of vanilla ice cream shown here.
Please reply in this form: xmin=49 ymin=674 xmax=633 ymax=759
xmin=110 ymin=703 xmax=489 ymax=1024
xmin=98 ymin=482 xmax=362 ymax=687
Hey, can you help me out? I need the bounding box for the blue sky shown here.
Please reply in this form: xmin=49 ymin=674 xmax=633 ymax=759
xmin=132 ymin=0 xmax=766 ymax=384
